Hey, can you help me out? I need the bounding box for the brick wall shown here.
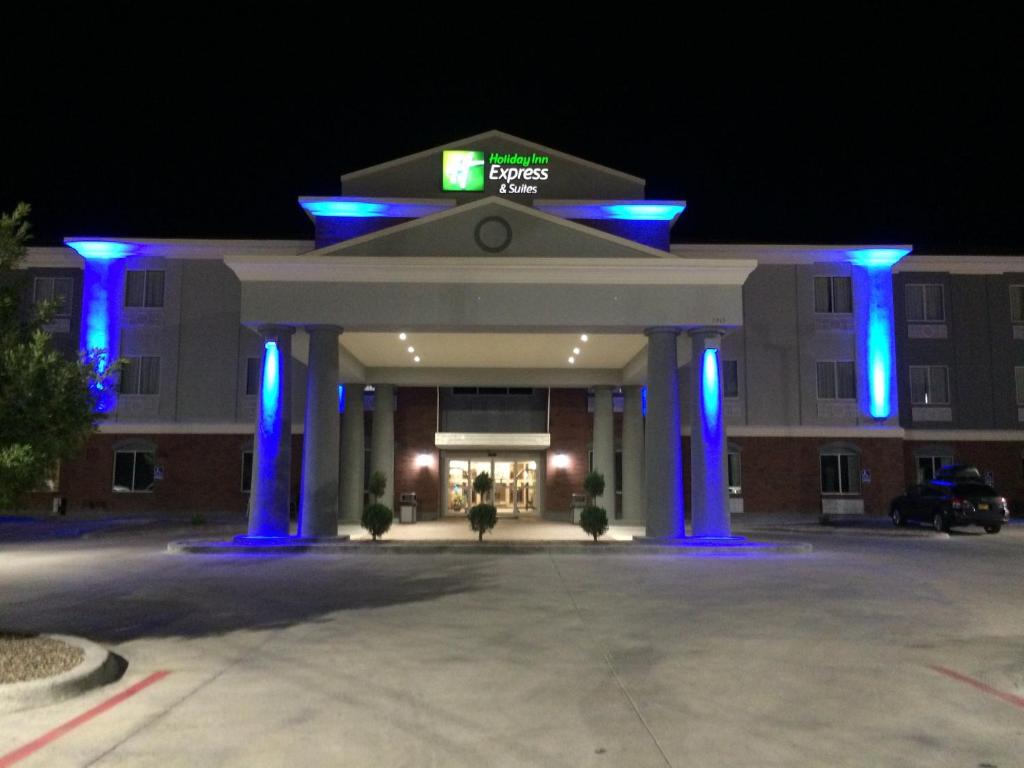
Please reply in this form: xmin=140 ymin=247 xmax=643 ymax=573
xmin=24 ymin=432 xmax=306 ymax=517
xmin=394 ymin=387 xmax=440 ymax=519
xmin=546 ymin=388 xmax=591 ymax=514
xmin=732 ymin=436 xmax=905 ymax=516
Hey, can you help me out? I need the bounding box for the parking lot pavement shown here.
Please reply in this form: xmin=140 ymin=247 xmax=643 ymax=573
xmin=1 ymin=526 xmax=1022 ymax=766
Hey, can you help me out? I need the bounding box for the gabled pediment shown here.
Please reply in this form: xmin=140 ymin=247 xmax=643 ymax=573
xmin=341 ymin=130 xmax=645 ymax=200
xmin=308 ymin=197 xmax=673 ymax=259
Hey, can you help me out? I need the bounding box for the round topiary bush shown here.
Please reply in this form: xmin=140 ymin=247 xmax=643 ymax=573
xmin=361 ymin=503 xmax=393 ymax=541
xmin=469 ymin=503 xmax=498 ymax=541
xmin=579 ymin=505 xmax=609 ymax=541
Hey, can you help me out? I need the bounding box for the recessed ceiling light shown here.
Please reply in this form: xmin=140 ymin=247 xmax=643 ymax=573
xmin=573 ymin=347 xmax=580 ymax=355
xmin=580 ymin=334 xmax=589 ymax=342
xmin=568 ymin=356 xmax=575 ymax=364
xmin=399 ymin=332 xmax=407 ymax=340
xmin=407 ymin=346 xmax=415 ymax=353
xmin=414 ymin=355 xmax=421 ymax=363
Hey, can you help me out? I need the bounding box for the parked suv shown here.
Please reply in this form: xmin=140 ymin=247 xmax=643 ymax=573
xmin=890 ymin=465 xmax=1009 ymax=533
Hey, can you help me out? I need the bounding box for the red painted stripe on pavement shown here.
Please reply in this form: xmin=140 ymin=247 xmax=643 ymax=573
xmin=929 ymin=664 xmax=1024 ymax=710
xmin=0 ymin=670 xmax=170 ymax=767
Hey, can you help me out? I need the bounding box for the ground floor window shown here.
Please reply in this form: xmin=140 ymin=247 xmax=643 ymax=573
xmin=113 ymin=450 xmax=155 ymax=492
xmin=241 ymin=450 xmax=253 ymax=492
xmin=727 ymin=451 xmax=741 ymax=496
xmin=820 ymin=451 xmax=860 ymax=495
xmin=917 ymin=454 xmax=953 ymax=483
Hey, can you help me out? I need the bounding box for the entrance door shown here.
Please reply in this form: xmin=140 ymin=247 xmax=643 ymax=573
xmin=445 ymin=455 xmax=538 ymax=517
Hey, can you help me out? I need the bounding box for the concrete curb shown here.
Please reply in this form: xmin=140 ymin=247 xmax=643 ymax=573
xmin=168 ymin=538 xmax=812 ymax=556
xmin=0 ymin=635 xmax=125 ymax=714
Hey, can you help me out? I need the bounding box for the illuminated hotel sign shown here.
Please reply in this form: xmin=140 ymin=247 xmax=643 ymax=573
xmin=442 ymin=150 xmax=551 ymax=195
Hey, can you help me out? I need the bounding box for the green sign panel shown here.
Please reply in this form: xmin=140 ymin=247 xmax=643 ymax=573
xmin=442 ymin=150 xmax=486 ymax=191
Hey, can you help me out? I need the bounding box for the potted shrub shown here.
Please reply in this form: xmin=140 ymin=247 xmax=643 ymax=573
xmin=361 ymin=470 xmax=393 ymax=541
xmin=469 ymin=471 xmax=497 ymax=541
xmin=580 ymin=470 xmax=609 ymax=542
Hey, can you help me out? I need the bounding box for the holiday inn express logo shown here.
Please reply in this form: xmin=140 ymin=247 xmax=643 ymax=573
xmin=442 ymin=150 xmax=486 ymax=191
xmin=441 ymin=150 xmax=552 ymax=194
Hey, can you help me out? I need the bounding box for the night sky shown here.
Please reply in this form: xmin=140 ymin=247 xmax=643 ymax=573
xmin=2 ymin=11 xmax=1021 ymax=254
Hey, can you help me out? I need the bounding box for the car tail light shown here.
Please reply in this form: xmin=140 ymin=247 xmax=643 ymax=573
xmin=951 ymin=497 xmax=964 ymax=510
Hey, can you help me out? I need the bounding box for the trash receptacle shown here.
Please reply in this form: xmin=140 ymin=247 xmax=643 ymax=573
xmin=570 ymin=493 xmax=587 ymax=524
xmin=399 ymin=492 xmax=418 ymax=524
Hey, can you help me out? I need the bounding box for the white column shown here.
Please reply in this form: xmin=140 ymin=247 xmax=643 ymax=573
xmin=592 ymin=386 xmax=616 ymax=510
xmin=621 ymin=385 xmax=645 ymax=523
xmin=690 ymin=329 xmax=730 ymax=537
xmin=339 ymin=383 xmax=365 ymax=522
xmin=299 ymin=326 xmax=341 ymax=538
xmin=247 ymin=325 xmax=294 ymax=538
xmin=370 ymin=384 xmax=396 ymax=509
xmin=644 ymin=328 xmax=684 ymax=539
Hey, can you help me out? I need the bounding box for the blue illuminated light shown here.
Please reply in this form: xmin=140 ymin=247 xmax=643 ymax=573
xmin=537 ymin=202 xmax=686 ymax=222
xmin=604 ymin=204 xmax=686 ymax=221
xmin=79 ymin=257 xmax=127 ymax=413
xmin=338 ymin=384 xmax=345 ymax=413
xmin=701 ymin=349 xmax=721 ymax=427
xmin=261 ymin=341 xmax=280 ymax=434
xmin=65 ymin=240 xmax=136 ymax=260
xmin=851 ymin=252 xmax=905 ymax=420
xmin=299 ymin=198 xmax=452 ymax=219
xmin=847 ymin=248 xmax=910 ymax=269
xmin=641 ymin=386 xmax=647 ymax=417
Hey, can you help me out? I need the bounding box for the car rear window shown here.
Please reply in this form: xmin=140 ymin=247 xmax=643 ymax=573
xmin=953 ymin=483 xmax=997 ymax=496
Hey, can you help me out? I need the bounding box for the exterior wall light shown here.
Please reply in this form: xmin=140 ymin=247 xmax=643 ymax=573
xmin=552 ymin=453 xmax=571 ymax=469
xmin=415 ymin=453 xmax=433 ymax=468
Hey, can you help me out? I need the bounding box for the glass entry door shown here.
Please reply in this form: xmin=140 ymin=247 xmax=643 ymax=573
xmin=446 ymin=455 xmax=538 ymax=517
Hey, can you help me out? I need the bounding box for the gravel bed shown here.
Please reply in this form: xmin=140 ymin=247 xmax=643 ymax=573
xmin=0 ymin=633 xmax=85 ymax=684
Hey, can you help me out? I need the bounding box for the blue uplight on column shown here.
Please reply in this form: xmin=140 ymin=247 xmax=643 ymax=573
xmin=338 ymin=384 xmax=345 ymax=413
xmin=67 ymin=240 xmax=136 ymax=413
xmin=848 ymin=248 xmax=909 ymax=420
xmin=641 ymin=386 xmax=647 ymax=417
xmin=261 ymin=341 xmax=281 ymax=433
xmin=701 ymin=349 xmax=721 ymax=428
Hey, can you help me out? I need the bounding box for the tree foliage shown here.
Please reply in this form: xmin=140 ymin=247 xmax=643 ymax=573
xmin=367 ymin=470 xmax=387 ymax=504
xmin=469 ymin=471 xmax=497 ymax=540
xmin=361 ymin=503 xmax=393 ymax=541
xmin=579 ymin=506 xmax=609 ymax=541
xmin=0 ymin=204 xmax=106 ymax=509
xmin=583 ymin=471 xmax=605 ymax=504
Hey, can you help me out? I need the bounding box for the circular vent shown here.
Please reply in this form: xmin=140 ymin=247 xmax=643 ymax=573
xmin=474 ymin=216 xmax=512 ymax=253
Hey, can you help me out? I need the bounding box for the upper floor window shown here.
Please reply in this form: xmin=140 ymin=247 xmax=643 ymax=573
xmin=119 ymin=356 xmax=160 ymax=395
xmin=814 ymin=276 xmax=852 ymax=314
xmin=1015 ymin=367 xmax=1024 ymax=405
xmin=909 ymin=365 xmax=949 ymax=405
xmin=125 ymin=270 xmax=165 ymax=308
xmin=816 ymin=361 xmax=856 ymax=400
xmin=905 ymin=283 xmax=945 ymax=322
xmin=722 ymin=360 xmax=739 ymax=399
xmin=1011 ymin=286 xmax=1024 ymax=323
xmin=32 ymin=277 xmax=73 ymax=317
